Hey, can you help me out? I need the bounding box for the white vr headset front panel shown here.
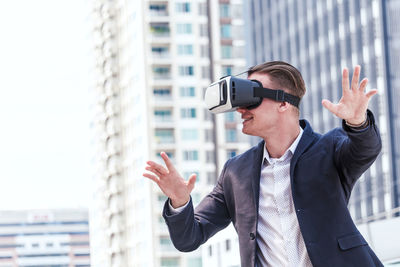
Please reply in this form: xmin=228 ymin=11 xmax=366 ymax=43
xmin=205 ymin=76 xmax=234 ymax=114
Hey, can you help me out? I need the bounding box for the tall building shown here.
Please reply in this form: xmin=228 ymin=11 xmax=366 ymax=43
xmin=382 ymin=0 xmax=400 ymax=216
xmin=90 ymin=0 xmax=249 ymax=266
xmin=245 ymin=0 xmax=400 ymax=263
xmin=0 ymin=209 xmax=90 ymax=267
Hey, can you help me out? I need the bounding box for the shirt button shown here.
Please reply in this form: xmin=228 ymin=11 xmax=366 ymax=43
xmin=250 ymin=233 xmax=256 ymax=240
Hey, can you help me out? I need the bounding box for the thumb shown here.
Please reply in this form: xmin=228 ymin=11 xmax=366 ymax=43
xmin=187 ymin=173 xmax=197 ymax=192
xmin=322 ymin=99 xmax=337 ymax=114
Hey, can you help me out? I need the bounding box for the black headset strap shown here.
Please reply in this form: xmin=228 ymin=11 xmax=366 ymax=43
xmin=253 ymin=87 xmax=300 ymax=108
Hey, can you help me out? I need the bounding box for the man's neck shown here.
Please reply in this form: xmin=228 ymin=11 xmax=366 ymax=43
xmin=263 ymin=121 xmax=300 ymax=158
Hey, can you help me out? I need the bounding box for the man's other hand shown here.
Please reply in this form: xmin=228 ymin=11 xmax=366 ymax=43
xmin=322 ymin=65 xmax=377 ymax=125
xmin=143 ymin=152 xmax=196 ymax=208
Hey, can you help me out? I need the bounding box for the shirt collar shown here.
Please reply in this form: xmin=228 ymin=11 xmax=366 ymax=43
xmin=263 ymin=126 xmax=304 ymax=165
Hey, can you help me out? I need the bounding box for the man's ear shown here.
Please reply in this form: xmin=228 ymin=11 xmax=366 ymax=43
xmin=278 ymin=101 xmax=289 ymax=113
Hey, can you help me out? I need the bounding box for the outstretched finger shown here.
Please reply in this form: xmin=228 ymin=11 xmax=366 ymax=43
xmin=342 ymin=68 xmax=350 ymax=95
xmin=146 ymin=161 xmax=168 ymax=175
xmin=161 ymin=152 xmax=176 ymax=172
xmin=143 ymin=173 xmax=160 ymax=185
xmin=145 ymin=166 xmax=163 ymax=177
xmin=322 ymin=99 xmax=338 ymax=115
xmin=351 ymin=65 xmax=361 ymax=91
xmin=359 ymin=78 xmax=368 ymax=92
xmin=365 ymin=89 xmax=378 ymax=99
xmin=187 ymin=173 xmax=197 ymax=193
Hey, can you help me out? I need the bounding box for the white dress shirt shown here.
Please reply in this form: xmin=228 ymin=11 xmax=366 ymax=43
xmin=256 ymin=127 xmax=312 ymax=267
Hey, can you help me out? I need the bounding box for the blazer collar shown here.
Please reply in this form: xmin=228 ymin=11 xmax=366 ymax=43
xmin=290 ymin=119 xmax=317 ymax=177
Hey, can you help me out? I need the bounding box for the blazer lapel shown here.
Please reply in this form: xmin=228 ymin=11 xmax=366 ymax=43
xmin=290 ymin=120 xmax=317 ymax=178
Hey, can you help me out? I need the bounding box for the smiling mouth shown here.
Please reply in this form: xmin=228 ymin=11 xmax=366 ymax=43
xmin=242 ymin=117 xmax=253 ymax=123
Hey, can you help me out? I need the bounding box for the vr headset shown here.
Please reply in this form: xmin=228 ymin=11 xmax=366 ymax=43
xmin=204 ymin=76 xmax=300 ymax=114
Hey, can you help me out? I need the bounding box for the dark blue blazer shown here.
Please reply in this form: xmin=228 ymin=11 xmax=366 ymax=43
xmin=163 ymin=110 xmax=383 ymax=267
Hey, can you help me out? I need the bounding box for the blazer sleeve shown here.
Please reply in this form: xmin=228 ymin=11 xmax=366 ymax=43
xmin=333 ymin=109 xmax=382 ymax=197
xmin=162 ymin=161 xmax=232 ymax=252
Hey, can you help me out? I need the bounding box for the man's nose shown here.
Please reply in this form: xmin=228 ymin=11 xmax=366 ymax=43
xmin=236 ymin=107 xmax=247 ymax=114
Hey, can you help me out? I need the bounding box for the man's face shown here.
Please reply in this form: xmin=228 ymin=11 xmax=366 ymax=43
xmin=236 ymin=73 xmax=281 ymax=138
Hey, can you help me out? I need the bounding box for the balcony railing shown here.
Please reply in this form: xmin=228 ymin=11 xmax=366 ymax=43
xmin=149 ymin=10 xmax=168 ymax=16
xmin=150 ymin=26 xmax=170 ymax=37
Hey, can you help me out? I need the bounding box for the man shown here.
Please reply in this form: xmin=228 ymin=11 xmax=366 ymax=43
xmin=143 ymin=61 xmax=383 ymax=266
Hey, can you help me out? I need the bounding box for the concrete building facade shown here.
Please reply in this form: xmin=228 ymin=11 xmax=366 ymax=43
xmin=0 ymin=209 xmax=90 ymax=267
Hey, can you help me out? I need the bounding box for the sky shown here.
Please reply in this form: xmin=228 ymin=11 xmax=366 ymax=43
xmin=0 ymin=1 xmax=93 ymax=210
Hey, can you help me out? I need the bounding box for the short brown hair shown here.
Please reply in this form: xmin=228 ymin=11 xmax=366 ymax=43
xmin=248 ymin=61 xmax=306 ymax=99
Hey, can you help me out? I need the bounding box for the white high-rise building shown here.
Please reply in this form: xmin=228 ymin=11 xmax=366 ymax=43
xmin=90 ymin=0 xmax=249 ymax=266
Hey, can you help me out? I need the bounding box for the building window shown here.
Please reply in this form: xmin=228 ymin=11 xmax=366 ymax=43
xmin=155 ymin=129 xmax=174 ymax=144
xmin=226 ymin=129 xmax=237 ymax=142
xmin=177 ymin=23 xmax=192 ymax=34
xmin=201 ymin=45 xmax=209 ymax=57
xmin=180 ymin=86 xmax=195 ymax=97
xmin=225 ymin=112 xmax=235 ymax=122
xmin=187 ymin=257 xmax=202 ymax=267
xmin=149 ymin=4 xmax=168 ymax=16
xmin=221 ymin=45 xmax=233 ymax=59
xmin=177 ymin=44 xmax=193 ymax=55
xmin=153 ymin=66 xmax=171 ymax=79
xmin=154 ymin=110 xmax=172 ymax=122
xmin=206 ymin=151 xmax=215 ymax=163
xmin=220 ymin=4 xmax=230 ymax=18
xmin=161 ymin=258 xmax=179 ymax=267
xmin=204 ymin=108 xmax=213 ymax=121
xmin=152 ymin=46 xmax=169 ymax=57
xmin=198 ymin=2 xmax=207 ymax=16
xmin=183 ymin=150 xmax=199 ymax=161
xmin=178 ymin=66 xmax=194 ymax=76
xmin=153 ymin=88 xmax=171 ymax=98
xmin=201 ymin=66 xmax=210 ymax=79
xmin=199 ymin=24 xmax=208 ymax=37
xmin=205 ymin=129 xmax=213 ymax=142
xmin=159 ymin=237 xmax=173 ymax=246
xmin=222 ymin=65 xmax=233 ymax=76
xmin=227 ymin=149 xmax=237 ymax=158
xmin=181 ymin=129 xmax=198 ymax=140
xmin=150 ymin=23 xmax=170 ymax=36
xmin=176 ymin=2 xmax=191 ymax=13
xmin=221 ymin=24 xmax=232 ymax=38
xmin=181 ymin=108 xmax=196 ymax=118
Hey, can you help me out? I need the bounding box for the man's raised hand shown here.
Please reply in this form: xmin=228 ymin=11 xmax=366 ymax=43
xmin=322 ymin=65 xmax=378 ymax=125
xmin=143 ymin=152 xmax=197 ymax=208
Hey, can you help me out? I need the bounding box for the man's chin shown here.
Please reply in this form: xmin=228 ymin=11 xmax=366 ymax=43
xmin=241 ymin=127 xmax=254 ymax=136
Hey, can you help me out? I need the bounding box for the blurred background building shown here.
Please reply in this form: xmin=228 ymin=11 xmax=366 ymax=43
xmin=90 ymin=0 xmax=248 ymax=266
xmin=0 ymin=209 xmax=90 ymax=267
xmin=246 ymin=0 xmax=400 ymax=264
xmin=89 ymin=0 xmax=400 ymax=266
